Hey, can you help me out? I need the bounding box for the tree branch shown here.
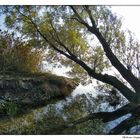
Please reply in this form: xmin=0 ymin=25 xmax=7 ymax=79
xmin=56 ymin=51 xmax=135 ymax=102
xmin=108 ymin=116 xmax=140 ymax=134
xmin=83 ymin=6 xmax=96 ymax=27
xmin=70 ymin=6 xmax=140 ymax=93
xmin=15 ymin=7 xmax=73 ymax=59
xmin=70 ymin=6 xmax=91 ymax=28
xmin=16 ymin=6 xmax=136 ymax=103
xmin=49 ymin=21 xmax=77 ymax=58
xmin=47 ymin=103 xmax=134 ymax=134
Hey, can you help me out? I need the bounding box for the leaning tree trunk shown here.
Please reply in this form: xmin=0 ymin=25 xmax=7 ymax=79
xmin=15 ymin=6 xmax=140 ymax=134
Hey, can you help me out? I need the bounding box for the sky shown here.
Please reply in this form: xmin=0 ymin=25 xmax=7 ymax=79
xmin=0 ymin=6 xmax=140 ymax=76
xmin=111 ymin=6 xmax=140 ymax=41
xmin=0 ymin=14 xmax=5 ymax=29
xmin=0 ymin=6 xmax=140 ymax=40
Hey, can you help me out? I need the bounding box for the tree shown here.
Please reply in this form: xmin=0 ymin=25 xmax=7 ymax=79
xmin=2 ymin=5 xmax=140 ymax=134
xmin=0 ymin=30 xmax=43 ymax=73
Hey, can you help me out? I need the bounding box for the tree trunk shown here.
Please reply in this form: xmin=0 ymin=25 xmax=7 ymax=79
xmin=88 ymin=27 xmax=140 ymax=93
xmin=70 ymin=6 xmax=140 ymax=93
xmin=16 ymin=7 xmax=140 ymax=134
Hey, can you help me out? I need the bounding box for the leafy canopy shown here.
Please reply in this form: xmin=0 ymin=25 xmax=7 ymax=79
xmin=2 ymin=6 xmax=140 ymax=84
xmin=0 ymin=30 xmax=43 ymax=73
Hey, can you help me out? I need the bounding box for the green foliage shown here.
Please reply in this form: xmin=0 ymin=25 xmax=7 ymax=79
xmin=30 ymin=96 xmax=105 ymax=135
xmin=0 ymin=100 xmax=6 ymax=114
xmin=0 ymin=30 xmax=43 ymax=73
xmin=33 ymin=115 xmax=105 ymax=135
xmin=75 ymin=119 xmax=105 ymax=134
xmin=2 ymin=6 xmax=111 ymax=84
xmin=0 ymin=93 xmax=106 ymax=134
xmin=4 ymin=101 xmax=19 ymax=117
xmin=114 ymin=30 xmax=140 ymax=78
xmin=0 ymin=100 xmax=19 ymax=117
xmin=0 ymin=111 xmax=37 ymax=134
xmin=1 ymin=6 xmax=140 ymax=134
xmin=2 ymin=5 xmax=140 ymax=83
